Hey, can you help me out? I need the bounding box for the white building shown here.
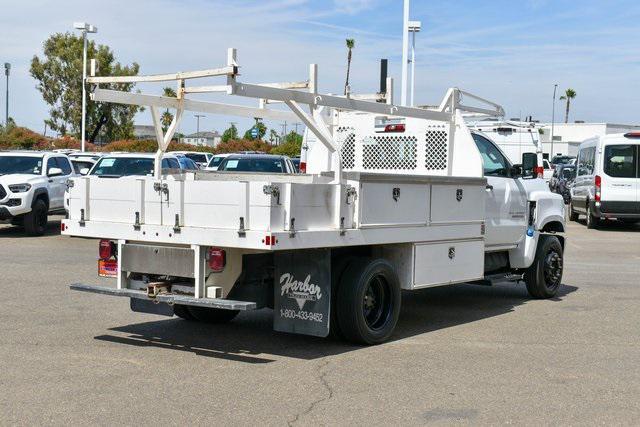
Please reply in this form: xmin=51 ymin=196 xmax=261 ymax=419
xmin=539 ymin=123 xmax=640 ymax=158
xmin=179 ymin=131 xmax=221 ymax=148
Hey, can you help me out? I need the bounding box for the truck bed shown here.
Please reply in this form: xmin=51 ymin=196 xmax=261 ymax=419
xmin=63 ymin=171 xmax=486 ymax=251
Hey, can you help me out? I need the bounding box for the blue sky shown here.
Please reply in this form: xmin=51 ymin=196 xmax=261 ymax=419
xmin=1 ymin=0 xmax=639 ymax=137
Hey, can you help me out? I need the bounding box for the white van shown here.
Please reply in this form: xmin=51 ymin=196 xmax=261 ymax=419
xmin=569 ymin=133 xmax=640 ymax=228
xmin=470 ymin=121 xmax=553 ymax=181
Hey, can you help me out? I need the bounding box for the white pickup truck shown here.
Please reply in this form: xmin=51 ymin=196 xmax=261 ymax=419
xmin=0 ymin=151 xmax=75 ymax=235
xmin=64 ymin=49 xmax=566 ymax=344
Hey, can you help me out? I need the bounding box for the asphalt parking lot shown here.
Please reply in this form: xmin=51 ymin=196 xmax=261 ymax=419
xmin=1 ymin=216 xmax=639 ymax=425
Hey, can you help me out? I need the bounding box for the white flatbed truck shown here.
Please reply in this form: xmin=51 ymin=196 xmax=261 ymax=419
xmin=64 ymin=49 xmax=566 ymax=344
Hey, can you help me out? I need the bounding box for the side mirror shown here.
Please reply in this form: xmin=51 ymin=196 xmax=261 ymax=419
xmin=79 ymin=168 xmax=90 ymax=175
xmin=521 ymin=152 xmax=538 ymax=178
xmin=48 ymin=167 xmax=63 ymax=177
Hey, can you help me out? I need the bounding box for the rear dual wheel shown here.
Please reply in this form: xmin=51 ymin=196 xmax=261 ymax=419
xmin=335 ymin=258 xmax=401 ymax=345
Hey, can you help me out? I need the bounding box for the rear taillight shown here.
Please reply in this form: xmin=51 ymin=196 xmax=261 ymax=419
xmin=594 ymin=175 xmax=601 ymax=202
xmin=534 ymin=166 xmax=544 ymax=178
xmin=384 ymin=123 xmax=405 ymax=132
xmin=624 ymin=132 xmax=640 ymax=139
xmin=207 ymin=247 xmax=226 ymax=272
xmin=99 ymin=239 xmax=114 ymax=260
xmin=299 ymin=161 xmax=307 ymax=174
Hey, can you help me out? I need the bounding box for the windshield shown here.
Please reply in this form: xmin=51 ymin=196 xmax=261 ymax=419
xmin=208 ymin=156 xmax=225 ymax=168
xmin=71 ymin=160 xmax=94 ymax=174
xmin=218 ymin=157 xmax=285 ymax=173
xmin=0 ymin=156 xmax=43 ymax=175
xmin=90 ymin=157 xmax=154 ymax=177
xmin=184 ymin=153 xmax=208 ymax=163
xmin=552 ymin=156 xmax=574 ymax=165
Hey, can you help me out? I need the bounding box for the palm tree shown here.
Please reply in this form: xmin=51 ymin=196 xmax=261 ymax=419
xmin=559 ymin=89 xmax=577 ymax=123
xmin=161 ymin=87 xmax=177 ymax=132
xmin=344 ymin=39 xmax=355 ymax=95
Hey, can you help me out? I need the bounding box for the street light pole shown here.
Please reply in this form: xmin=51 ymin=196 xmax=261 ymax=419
xmin=4 ymin=63 xmax=9 ymax=126
xmin=408 ymin=21 xmax=421 ymax=107
xmin=550 ymin=84 xmax=558 ymax=160
xmin=74 ymin=22 xmax=97 ymax=152
xmin=194 ymin=114 xmax=205 ymax=134
xmin=401 ymin=0 xmax=410 ymax=106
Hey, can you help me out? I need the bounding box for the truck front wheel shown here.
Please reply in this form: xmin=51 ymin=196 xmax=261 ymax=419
xmin=24 ymin=199 xmax=48 ymax=236
xmin=337 ymin=258 xmax=401 ymax=345
xmin=524 ymin=235 xmax=563 ymax=299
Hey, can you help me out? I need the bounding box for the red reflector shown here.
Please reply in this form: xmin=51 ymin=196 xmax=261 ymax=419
xmin=595 ymin=175 xmax=602 ymax=202
xmin=299 ymin=162 xmax=307 ymax=174
xmin=624 ymin=132 xmax=640 ymax=139
xmin=384 ymin=123 xmax=405 ymax=132
xmin=207 ymin=247 xmax=226 ymax=272
xmin=99 ymin=239 xmax=113 ymax=260
xmin=60 ymin=222 xmax=66 ymax=232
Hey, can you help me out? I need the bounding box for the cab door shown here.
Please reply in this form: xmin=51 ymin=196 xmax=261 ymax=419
xmin=472 ymin=133 xmax=528 ymax=248
xmin=45 ymin=157 xmax=70 ymax=209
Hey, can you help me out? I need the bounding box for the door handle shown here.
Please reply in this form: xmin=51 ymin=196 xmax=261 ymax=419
xmin=485 ymin=184 xmax=494 ymax=190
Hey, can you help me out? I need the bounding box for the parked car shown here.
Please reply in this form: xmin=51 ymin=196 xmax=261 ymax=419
xmin=204 ymin=153 xmax=231 ymax=171
xmin=0 ymin=151 xmax=75 ymax=235
xmin=290 ymin=157 xmax=301 ymax=173
xmin=68 ymin=153 xmax=103 ymax=175
xmin=550 ymin=164 xmax=576 ymax=204
xmin=569 ymin=132 xmax=640 ymax=228
xmin=216 ymin=154 xmax=297 ymax=173
xmin=174 ymin=154 xmax=200 ymax=171
xmin=542 ymin=159 xmax=554 ymax=183
xmin=88 ymin=153 xmax=182 ymax=177
xmin=168 ymin=151 xmax=212 ymax=168
xmin=551 ymin=155 xmax=576 ymax=166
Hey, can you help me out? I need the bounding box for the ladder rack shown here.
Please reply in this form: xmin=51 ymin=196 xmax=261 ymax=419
xmin=87 ymin=48 xmax=504 ymax=180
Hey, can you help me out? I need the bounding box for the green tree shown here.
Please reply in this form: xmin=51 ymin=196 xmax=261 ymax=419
xmin=161 ymin=87 xmax=176 ymax=133
xmin=344 ymin=38 xmax=355 ymax=95
xmin=221 ymin=123 xmax=238 ymax=142
xmin=30 ymin=32 xmax=141 ymax=142
xmin=243 ymin=120 xmax=267 ymax=140
xmin=559 ymin=89 xmax=577 ymax=123
xmin=268 ymin=129 xmax=279 ymax=144
xmin=272 ymin=131 xmax=302 ymax=157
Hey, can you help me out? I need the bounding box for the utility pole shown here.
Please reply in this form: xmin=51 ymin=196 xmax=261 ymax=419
xmin=3 ymin=63 xmax=9 ymax=126
xmin=293 ymin=122 xmax=302 ymax=134
xmin=401 ymin=0 xmax=410 ymax=106
xmin=73 ymin=22 xmax=98 ymax=152
xmin=194 ymin=114 xmax=205 ymax=134
xmin=550 ymin=84 xmax=558 ymax=160
xmin=281 ymin=121 xmax=288 ymax=136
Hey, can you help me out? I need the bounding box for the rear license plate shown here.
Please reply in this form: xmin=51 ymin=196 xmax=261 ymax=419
xmin=98 ymin=259 xmax=118 ymax=278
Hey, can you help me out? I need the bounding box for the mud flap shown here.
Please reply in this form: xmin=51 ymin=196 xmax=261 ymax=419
xmin=130 ymin=298 xmax=174 ymax=317
xmin=274 ymin=249 xmax=331 ymax=337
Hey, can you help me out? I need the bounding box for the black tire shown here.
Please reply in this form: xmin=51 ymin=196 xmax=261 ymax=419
xmin=586 ymin=201 xmax=599 ymax=229
xmin=173 ymin=304 xmax=196 ymax=320
xmin=568 ymin=202 xmax=579 ymax=222
xmin=187 ymin=306 xmax=239 ymax=323
xmin=336 ymin=258 xmax=401 ymax=345
xmin=328 ymin=255 xmax=356 ymax=340
xmin=24 ymin=199 xmax=48 ymax=236
xmin=525 ymin=235 xmax=564 ymax=299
